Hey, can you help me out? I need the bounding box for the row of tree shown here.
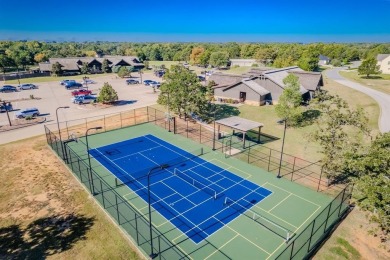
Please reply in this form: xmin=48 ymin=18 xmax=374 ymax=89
xmin=1 ymin=41 xmax=389 ymax=73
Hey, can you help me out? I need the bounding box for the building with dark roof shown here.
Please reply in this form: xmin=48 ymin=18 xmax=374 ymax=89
xmin=208 ymin=66 xmax=323 ymax=106
xmin=39 ymin=56 xmax=144 ymax=74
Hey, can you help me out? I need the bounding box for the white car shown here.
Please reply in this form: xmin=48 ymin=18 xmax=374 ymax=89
xmin=15 ymin=107 xmax=40 ymax=118
xmin=18 ymin=84 xmax=38 ymax=90
xmin=82 ymin=79 xmax=96 ymax=84
xmin=71 ymin=95 xmax=97 ymax=104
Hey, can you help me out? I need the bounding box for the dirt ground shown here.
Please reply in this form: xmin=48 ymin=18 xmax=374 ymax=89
xmin=0 ymin=135 xmax=142 ymax=259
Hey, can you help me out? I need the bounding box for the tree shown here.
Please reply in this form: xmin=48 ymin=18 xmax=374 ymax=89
xmin=358 ymin=57 xmax=381 ymax=78
xmin=143 ymin=61 xmax=149 ymax=70
xmin=34 ymin=53 xmax=47 ymax=63
xmin=84 ymin=50 xmax=97 ymax=57
xmin=298 ymin=52 xmax=319 ymax=71
xmin=189 ymin=47 xmax=204 ymax=65
xmin=309 ymin=91 xmax=370 ymax=182
xmin=157 ymin=65 xmax=211 ymax=119
xmin=51 ymin=62 xmax=62 ymax=76
xmin=209 ymin=52 xmax=229 ymax=68
xmin=198 ymin=50 xmax=211 ymax=67
xmin=117 ymin=66 xmax=131 ymax=78
xmin=0 ymin=53 xmax=12 ymax=80
xmin=349 ymin=133 xmax=390 ymax=240
xmin=275 ymin=74 xmax=303 ymax=126
xmin=101 ymin=59 xmax=110 ymax=73
xmin=97 ymin=82 xmax=118 ymax=104
xmin=80 ymin=62 xmax=90 ymax=74
xmin=330 ymin=59 xmax=342 ymax=67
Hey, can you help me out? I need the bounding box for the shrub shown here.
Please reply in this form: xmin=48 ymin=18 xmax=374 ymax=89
xmin=251 ymin=63 xmax=259 ymax=67
xmin=97 ymin=82 xmax=118 ymax=104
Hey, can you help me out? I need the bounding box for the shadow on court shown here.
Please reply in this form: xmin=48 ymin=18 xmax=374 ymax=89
xmin=0 ymin=214 xmax=94 ymax=258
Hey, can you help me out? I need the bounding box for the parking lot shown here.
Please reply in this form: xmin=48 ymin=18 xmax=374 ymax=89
xmin=0 ymin=73 xmax=162 ymax=143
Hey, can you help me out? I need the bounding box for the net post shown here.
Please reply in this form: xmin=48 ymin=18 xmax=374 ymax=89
xmin=214 ymin=191 xmax=217 ymax=200
xmin=286 ymin=232 xmax=290 ymax=243
xmin=115 ymin=178 xmax=119 ymax=186
xmin=224 ymin=197 xmax=228 ymax=205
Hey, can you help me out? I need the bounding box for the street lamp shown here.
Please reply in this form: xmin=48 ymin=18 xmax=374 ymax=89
xmin=86 ymin=126 xmax=102 ymax=194
xmin=147 ymin=164 xmax=168 ymax=259
xmin=83 ymin=76 xmax=89 ymax=90
xmin=277 ymin=119 xmax=287 ymax=178
xmin=56 ymin=106 xmax=70 ymax=160
xmin=139 ymin=70 xmax=143 ymax=84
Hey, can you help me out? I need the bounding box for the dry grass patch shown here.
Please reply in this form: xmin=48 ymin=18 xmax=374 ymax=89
xmin=339 ymin=70 xmax=390 ymax=95
xmin=0 ymin=136 xmax=141 ymax=259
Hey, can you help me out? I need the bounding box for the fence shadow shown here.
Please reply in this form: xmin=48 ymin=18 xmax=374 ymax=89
xmin=0 ymin=214 xmax=94 ymax=259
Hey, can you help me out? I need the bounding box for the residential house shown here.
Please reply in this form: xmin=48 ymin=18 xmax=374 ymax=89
xmin=209 ymin=66 xmax=323 ymax=106
xmin=377 ymin=54 xmax=390 ymax=74
xmin=39 ymin=56 xmax=144 ymax=75
xmin=318 ymin=55 xmax=331 ymax=65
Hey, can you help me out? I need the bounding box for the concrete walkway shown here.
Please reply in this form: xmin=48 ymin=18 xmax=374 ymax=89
xmin=325 ymin=67 xmax=390 ymax=133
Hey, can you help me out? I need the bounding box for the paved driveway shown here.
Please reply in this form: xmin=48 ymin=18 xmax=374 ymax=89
xmin=0 ymin=74 xmax=161 ymax=144
xmin=325 ymin=67 xmax=390 ymax=133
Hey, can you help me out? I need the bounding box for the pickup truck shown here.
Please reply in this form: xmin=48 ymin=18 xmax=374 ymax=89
xmin=71 ymin=95 xmax=97 ymax=104
xmin=65 ymin=81 xmax=83 ymax=89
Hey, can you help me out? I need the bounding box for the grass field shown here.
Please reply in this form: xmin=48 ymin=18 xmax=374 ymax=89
xmin=339 ymin=70 xmax=390 ymax=95
xmin=65 ymin=123 xmax=334 ymax=259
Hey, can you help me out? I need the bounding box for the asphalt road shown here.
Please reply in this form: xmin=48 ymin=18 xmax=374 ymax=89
xmin=0 ymin=74 xmax=161 ymax=144
xmin=325 ymin=67 xmax=390 ymax=133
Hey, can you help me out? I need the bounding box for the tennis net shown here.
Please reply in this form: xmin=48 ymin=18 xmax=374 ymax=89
xmin=174 ymin=168 xmax=218 ymax=199
xmin=224 ymin=197 xmax=292 ymax=242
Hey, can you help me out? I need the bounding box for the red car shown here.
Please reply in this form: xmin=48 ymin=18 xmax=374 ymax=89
xmin=71 ymin=89 xmax=92 ymax=96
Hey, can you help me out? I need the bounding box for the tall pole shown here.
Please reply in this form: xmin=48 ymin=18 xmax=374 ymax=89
xmin=86 ymin=126 xmax=102 ymax=195
xmin=167 ymin=91 xmax=171 ymax=132
xmin=277 ymin=119 xmax=287 ymax=178
xmin=139 ymin=70 xmax=143 ymax=84
xmin=213 ymin=105 xmax=217 ymax=150
xmin=56 ymin=106 xmax=70 ymax=159
xmin=147 ymin=164 xmax=167 ymax=259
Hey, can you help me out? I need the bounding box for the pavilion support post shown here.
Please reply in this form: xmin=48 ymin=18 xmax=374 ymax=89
xmin=243 ymin=131 xmax=246 ymax=149
xmin=217 ymin=124 xmax=221 ymax=139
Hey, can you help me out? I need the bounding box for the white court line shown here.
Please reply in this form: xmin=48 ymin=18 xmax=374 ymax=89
xmin=264 ymin=182 xmax=321 ymax=207
xmin=268 ymin=194 xmax=292 ymax=213
xmin=204 ymin=234 xmax=239 ymax=260
xmin=111 ymin=145 xmax=161 ymax=161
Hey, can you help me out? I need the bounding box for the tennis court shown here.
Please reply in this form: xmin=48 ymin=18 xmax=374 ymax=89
xmin=64 ymin=123 xmax=334 ymax=259
xmin=89 ymin=134 xmax=283 ymax=244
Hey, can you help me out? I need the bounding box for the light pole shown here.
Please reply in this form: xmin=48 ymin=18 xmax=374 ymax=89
xmin=139 ymin=70 xmax=143 ymax=84
xmin=277 ymin=119 xmax=287 ymax=178
xmin=86 ymin=126 xmax=102 ymax=195
xmin=83 ymin=76 xmax=89 ymax=90
xmin=147 ymin=164 xmax=168 ymax=259
xmin=56 ymin=106 xmax=70 ymax=159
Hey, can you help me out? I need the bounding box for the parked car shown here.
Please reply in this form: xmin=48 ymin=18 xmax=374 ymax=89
xmin=126 ymin=79 xmax=140 ymax=85
xmin=0 ymin=102 xmax=13 ymax=112
xmin=60 ymin=79 xmax=75 ymax=85
xmin=18 ymin=84 xmax=38 ymax=90
xmin=0 ymin=85 xmax=17 ymax=92
xmin=150 ymin=81 xmax=161 ymax=88
xmin=65 ymin=81 xmax=83 ymax=89
xmin=71 ymin=89 xmax=92 ymax=96
xmin=82 ymin=79 xmax=96 ymax=84
xmin=15 ymin=107 xmax=40 ymax=119
xmin=71 ymin=95 xmax=97 ymax=104
xmin=143 ymin=80 xmax=154 ymax=85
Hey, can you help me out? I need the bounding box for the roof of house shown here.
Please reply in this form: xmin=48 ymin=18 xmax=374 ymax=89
xmin=38 ymin=62 xmax=52 ymax=71
xmin=264 ymin=66 xmax=309 ymax=94
xmin=289 ymin=71 xmax=323 ymax=91
xmin=319 ymin=55 xmax=331 ymax=61
xmin=215 ymin=116 xmax=264 ymax=132
xmin=377 ymin=54 xmax=390 ymax=61
xmin=238 ymin=79 xmax=270 ymax=96
xmin=208 ymin=73 xmax=244 ymax=88
xmin=48 ymin=58 xmax=81 ymax=70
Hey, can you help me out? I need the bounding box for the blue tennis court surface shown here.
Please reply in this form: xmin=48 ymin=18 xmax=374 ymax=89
xmin=90 ymin=134 xmax=272 ymax=243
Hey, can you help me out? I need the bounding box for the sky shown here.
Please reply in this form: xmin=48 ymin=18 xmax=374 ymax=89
xmin=0 ymin=0 xmax=389 ymax=42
